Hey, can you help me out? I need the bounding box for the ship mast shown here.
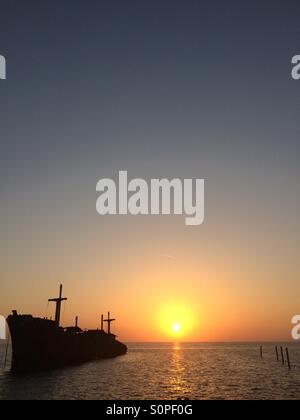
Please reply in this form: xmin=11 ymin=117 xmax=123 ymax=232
xmin=48 ymin=284 xmax=67 ymax=327
xmin=104 ymin=312 xmax=116 ymax=335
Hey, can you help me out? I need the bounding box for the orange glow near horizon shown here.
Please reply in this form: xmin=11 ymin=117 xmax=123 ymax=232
xmin=0 ymin=228 xmax=298 ymax=343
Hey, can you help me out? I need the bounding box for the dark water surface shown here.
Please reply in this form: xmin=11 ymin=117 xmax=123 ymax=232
xmin=1 ymin=342 xmax=300 ymax=400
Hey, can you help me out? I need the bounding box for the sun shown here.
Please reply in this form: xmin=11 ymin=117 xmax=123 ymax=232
xmin=171 ymin=323 xmax=181 ymax=334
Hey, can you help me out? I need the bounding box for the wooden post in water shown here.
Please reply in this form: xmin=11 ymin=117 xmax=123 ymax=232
xmin=275 ymin=346 xmax=279 ymax=361
xmin=260 ymin=346 xmax=263 ymax=359
xmin=286 ymin=348 xmax=291 ymax=370
xmin=280 ymin=346 xmax=285 ymax=365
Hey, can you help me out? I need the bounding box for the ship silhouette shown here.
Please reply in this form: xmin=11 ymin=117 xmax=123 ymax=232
xmin=7 ymin=285 xmax=127 ymax=373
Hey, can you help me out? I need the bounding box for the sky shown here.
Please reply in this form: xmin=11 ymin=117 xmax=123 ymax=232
xmin=0 ymin=0 xmax=300 ymax=341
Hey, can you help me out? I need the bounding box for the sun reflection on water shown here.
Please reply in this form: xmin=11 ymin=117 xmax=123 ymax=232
xmin=166 ymin=343 xmax=191 ymax=399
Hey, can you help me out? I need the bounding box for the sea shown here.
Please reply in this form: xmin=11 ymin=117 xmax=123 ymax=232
xmin=1 ymin=342 xmax=300 ymax=400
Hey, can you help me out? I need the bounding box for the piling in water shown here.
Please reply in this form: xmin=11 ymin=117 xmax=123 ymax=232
xmin=260 ymin=346 xmax=263 ymax=359
xmin=286 ymin=348 xmax=291 ymax=370
xmin=275 ymin=346 xmax=279 ymax=361
xmin=280 ymin=346 xmax=285 ymax=365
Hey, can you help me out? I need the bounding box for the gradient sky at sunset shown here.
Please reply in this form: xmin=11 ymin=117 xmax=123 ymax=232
xmin=1 ymin=0 xmax=300 ymax=341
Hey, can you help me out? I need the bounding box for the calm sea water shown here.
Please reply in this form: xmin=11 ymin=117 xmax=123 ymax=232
xmin=1 ymin=341 xmax=300 ymax=400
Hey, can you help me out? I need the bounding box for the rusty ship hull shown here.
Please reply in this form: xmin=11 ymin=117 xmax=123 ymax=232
xmin=7 ymin=313 xmax=127 ymax=373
